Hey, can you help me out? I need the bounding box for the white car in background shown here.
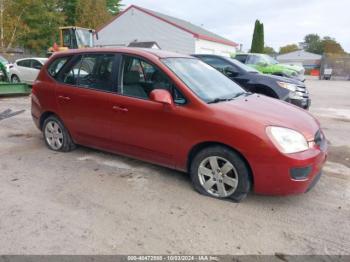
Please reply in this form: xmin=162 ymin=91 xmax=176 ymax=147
xmin=10 ymin=58 xmax=48 ymax=85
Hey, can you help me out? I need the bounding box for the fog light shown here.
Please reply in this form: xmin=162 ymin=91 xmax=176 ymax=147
xmin=290 ymin=166 xmax=312 ymax=180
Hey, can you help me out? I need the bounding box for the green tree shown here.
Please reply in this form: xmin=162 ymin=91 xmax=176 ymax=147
xmin=321 ymin=37 xmax=345 ymax=54
xmin=61 ymin=0 xmax=79 ymax=25
xmin=2 ymin=0 xmax=64 ymax=54
xmin=251 ymin=20 xmax=264 ymax=53
xmin=106 ymin=0 xmax=122 ymax=15
xmin=0 ymin=0 xmax=121 ymax=54
xmin=263 ymin=46 xmax=276 ymax=55
xmin=304 ymin=34 xmax=323 ymax=54
xmin=303 ymin=34 xmax=346 ymax=55
xmin=259 ymin=23 xmax=264 ymax=51
xmin=76 ymin=0 xmax=112 ymax=29
xmin=279 ymin=44 xmax=299 ymax=54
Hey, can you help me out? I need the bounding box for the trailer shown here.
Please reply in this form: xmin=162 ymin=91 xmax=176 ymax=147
xmin=0 ymin=61 xmax=30 ymax=96
xmin=0 ymin=82 xmax=31 ymax=96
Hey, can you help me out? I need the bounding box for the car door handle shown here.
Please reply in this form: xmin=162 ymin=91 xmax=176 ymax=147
xmin=58 ymin=95 xmax=71 ymax=101
xmin=112 ymin=105 xmax=128 ymax=112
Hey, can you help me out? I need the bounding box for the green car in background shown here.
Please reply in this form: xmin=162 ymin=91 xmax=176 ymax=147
xmin=235 ymin=53 xmax=305 ymax=82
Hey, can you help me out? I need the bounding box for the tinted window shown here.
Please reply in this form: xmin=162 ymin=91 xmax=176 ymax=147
xmin=200 ymin=56 xmax=239 ymax=74
xmin=59 ymin=54 xmax=115 ymax=92
xmin=235 ymin=55 xmax=247 ymax=63
xmin=121 ymin=56 xmax=186 ymax=104
xmin=62 ymin=29 xmax=77 ymax=48
xmin=48 ymin=57 xmax=70 ymax=78
xmin=247 ymin=55 xmax=264 ymax=65
xmin=31 ymin=60 xmax=43 ymax=70
xmin=227 ymin=58 xmax=260 ymax=73
xmin=200 ymin=57 xmax=229 ymax=70
xmin=17 ymin=60 xmax=31 ymax=67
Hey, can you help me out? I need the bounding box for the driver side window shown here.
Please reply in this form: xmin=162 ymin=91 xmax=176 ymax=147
xmin=121 ymin=56 xmax=186 ymax=104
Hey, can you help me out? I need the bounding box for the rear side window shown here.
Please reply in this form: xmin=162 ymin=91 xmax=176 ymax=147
xmin=235 ymin=55 xmax=247 ymax=63
xmin=59 ymin=53 xmax=115 ymax=92
xmin=247 ymin=55 xmax=263 ymax=65
xmin=17 ymin=60 xmax=31 ymax=67
xmin=199 ymin=56 xmax=232 ymax=72
xmin=31 ymin=60 xmax=43 ymax=70
xmin=48 ymin=57 xmax=71 ymax=78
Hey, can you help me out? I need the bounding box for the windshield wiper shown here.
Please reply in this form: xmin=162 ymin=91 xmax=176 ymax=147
xmin=207 ymin=92 xmax=251 ymax=104
xmin=231 ymin=92 xmax=252 ymax=98
xmin=207 ymin=97 xmax=233 ymax=104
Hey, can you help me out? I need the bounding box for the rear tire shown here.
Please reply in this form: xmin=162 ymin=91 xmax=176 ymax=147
xmin=11 ymin=75 xmax=21 ymax=83
xmin=42 ymin=115 xmax=76 ymax=152
xmin=190 ymin=146 xmax=251 ymax=202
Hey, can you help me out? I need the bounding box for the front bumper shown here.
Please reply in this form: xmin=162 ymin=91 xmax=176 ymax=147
xmin=251 ymin=139 xmax=328 ymax=196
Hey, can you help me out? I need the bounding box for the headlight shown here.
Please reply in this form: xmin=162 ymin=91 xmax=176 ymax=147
xmin=277 ymin=82 xmax=297 ymax=92
xmin=266 ymin=126 xmax=309 ymax=154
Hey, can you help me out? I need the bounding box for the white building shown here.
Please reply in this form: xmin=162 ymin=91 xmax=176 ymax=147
xmin=277 ymin=50 xmax=322 ymax=69
xmin=96 ymin=5 xmax=238 ymax=56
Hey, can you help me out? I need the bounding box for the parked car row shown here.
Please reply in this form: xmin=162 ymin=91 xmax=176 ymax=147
xmin=31 ymin=48 xmax=327 ymax=202
xmin=235 ymin=53 xmax=306 ymax=82
xmin=193 ymin=54 xmax=310 ymax=109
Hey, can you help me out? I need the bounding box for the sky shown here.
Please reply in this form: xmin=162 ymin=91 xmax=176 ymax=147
xmin=121 ymin=0 xmax=350 ymax=52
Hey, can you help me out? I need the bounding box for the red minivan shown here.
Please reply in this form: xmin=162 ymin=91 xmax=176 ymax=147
xmin=31 ymin=48 xmax=327 ymax=202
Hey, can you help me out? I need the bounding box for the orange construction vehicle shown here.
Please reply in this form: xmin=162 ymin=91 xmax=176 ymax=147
xmin=48 ymin=26 xmax=97 ymax=55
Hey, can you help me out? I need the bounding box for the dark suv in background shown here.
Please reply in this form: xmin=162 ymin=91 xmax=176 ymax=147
xmin=193 ymin=54 xmax=310 ymax=109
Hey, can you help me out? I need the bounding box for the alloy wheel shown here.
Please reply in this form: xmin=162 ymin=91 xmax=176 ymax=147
xmin=44 ymin=121 xmax=64 ymax=150
xmin=12 ymin=75 xmax=20 ymax=83
xmin=198 ymin=156 xmax=239 ymax=197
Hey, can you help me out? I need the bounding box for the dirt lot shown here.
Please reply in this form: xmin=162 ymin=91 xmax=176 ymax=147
xmin=0 ymin=79 xmax=349 ymax=255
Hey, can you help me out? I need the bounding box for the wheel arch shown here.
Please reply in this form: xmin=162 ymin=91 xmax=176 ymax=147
xmin=254 ymin=84 xmax=279 ymax=98
xmin=11 ymin=74 xmax=20 ymax=80
xmin=187 ymin=141 xmax=254 ymax=186
xmin=39 ymin=111 xmax=59 ymax=130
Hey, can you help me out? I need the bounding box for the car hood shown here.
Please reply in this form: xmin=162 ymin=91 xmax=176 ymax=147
xmin=211 ymin=94 xmax=318 ymax=140
xmin=256 ymin=72 xmax=304 ymax=85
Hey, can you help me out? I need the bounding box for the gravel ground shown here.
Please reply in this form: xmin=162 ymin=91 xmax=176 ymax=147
xmin=0 ymin=79 xmax=349 ymax=255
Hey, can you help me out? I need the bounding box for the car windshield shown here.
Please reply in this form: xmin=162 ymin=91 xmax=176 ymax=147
xmin=261 ymin=54 xmax=278 ymax=65
xmin=227 ymin=57 xmax=260 ymax=73
xmin=162 ymin=58 xmax=245 ymax=103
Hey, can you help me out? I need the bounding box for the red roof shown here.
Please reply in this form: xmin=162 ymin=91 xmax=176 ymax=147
xmin=97 ymin=5 xmax=238 ymax=47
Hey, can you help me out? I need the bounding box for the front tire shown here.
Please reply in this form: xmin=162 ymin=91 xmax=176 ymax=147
xmin=42 ymin=115 xmax=76 ymax=152
xmin=190 ymin=146 xmax=251 ymax=202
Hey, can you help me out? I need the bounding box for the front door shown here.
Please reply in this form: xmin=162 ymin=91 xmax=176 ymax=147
xmin=109 ymin=55 xmax=186 ymax=168
xmin=55 ymin=53 xmax=118 ymax=148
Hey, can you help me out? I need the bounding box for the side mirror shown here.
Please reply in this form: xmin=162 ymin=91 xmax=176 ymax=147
xmin=150 ymin=89 xmax=173 ymax=106
xmin=224 ymin=66 xmax=238 ymax=77
xmin=34 ymin=65 xmax=42 ymax=70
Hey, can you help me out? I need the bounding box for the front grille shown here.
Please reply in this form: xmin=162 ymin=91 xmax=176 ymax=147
xmin=296 ymin=85 xmax=309 ymax=98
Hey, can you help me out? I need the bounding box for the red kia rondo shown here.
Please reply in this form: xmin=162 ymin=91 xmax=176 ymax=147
xmin=31 ymin=48 xmax=327 ymax=202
